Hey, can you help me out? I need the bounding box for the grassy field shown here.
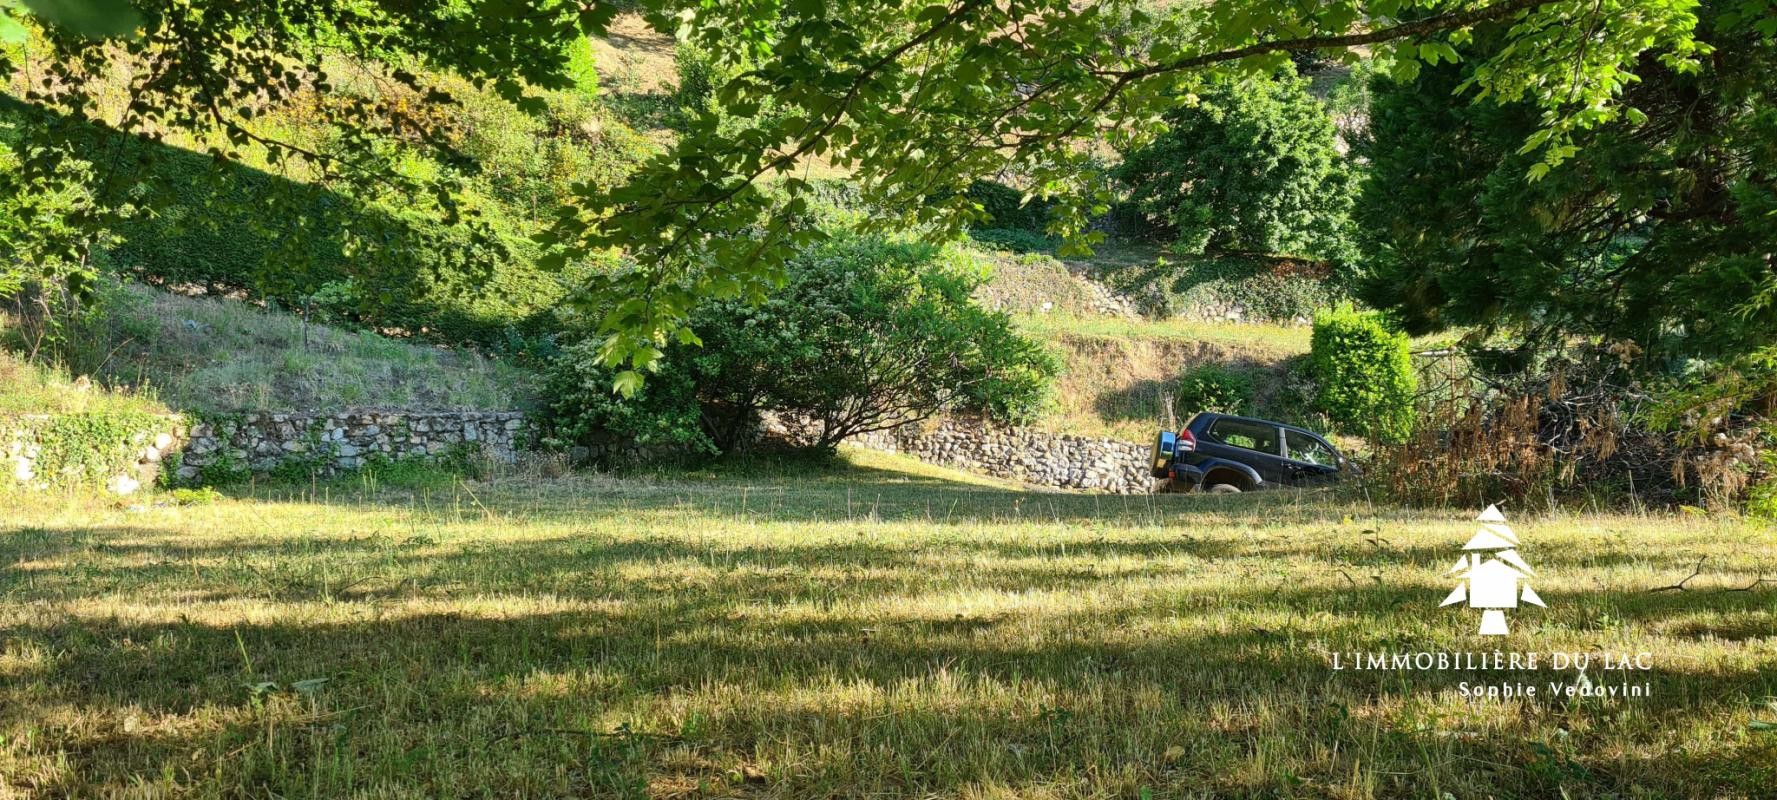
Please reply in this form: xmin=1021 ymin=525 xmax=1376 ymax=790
xmin=3 ymin=450 xmax=1774 ymax=798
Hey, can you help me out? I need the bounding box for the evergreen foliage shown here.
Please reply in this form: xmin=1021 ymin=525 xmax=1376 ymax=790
xmin=1114 ymin=70 xmax=1355 ymax=263
xmin=1354 ymin=12 xmax=1777 ymax=362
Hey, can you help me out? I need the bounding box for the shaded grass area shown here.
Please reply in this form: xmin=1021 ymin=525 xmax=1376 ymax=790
xmin=3 ymin=451 xmax=1774 ymax=797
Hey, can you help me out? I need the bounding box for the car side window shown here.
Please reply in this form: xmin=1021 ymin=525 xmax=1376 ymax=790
xmin=1285 ymin=433 xmax=1336 ymax=466
xmin=1207 ymin=419 xmax=1280 ymax=455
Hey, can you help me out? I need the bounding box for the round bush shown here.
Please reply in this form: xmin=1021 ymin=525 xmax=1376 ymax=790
xmin=1309 ymin=306 xmax=1416 ymax=442
xmin=1174 ymin=364 xmax=1255 ymax=416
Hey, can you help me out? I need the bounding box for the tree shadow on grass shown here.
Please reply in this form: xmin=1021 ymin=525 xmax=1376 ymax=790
xmin=2 ymin=571 xmax=1771 ymax=797
xmin=230 ymin=452 xmax=1417 ymax=532
xmin=7 ymin=487 xmax=1773 ymax=795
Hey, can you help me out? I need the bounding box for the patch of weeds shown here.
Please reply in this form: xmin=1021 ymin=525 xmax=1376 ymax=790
xmin=357 ymin=453 xmax=460 ymax=490
xmin=197 ymin=450 xmax=250 ymax=487
xmin=970 ymin=227 xmax=1056 ymax=254
xmin=155 ymin=449 xmax=184 ymax=489
xmin=20 ymin=410 xmax=166 ymax=487
xmin=264 ymin=423 xmax=340 ymax=483
xmin=437 ymin=441 xmax=495 ymax=480
xmin=165 ymin=486 xmax=222 ymax=505
xmin=1526 ymin=733 xmax=1595 ymax=786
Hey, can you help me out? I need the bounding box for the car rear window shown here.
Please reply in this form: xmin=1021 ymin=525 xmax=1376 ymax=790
xmin=1207 ymin=418 xmax=1279 ymax=455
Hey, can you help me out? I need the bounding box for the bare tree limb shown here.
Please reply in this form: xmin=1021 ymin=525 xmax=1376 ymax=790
xmin=1650 ymin=556 xmax=1707 ymax=592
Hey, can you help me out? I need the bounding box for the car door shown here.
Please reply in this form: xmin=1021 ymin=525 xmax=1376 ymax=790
xmin=1200 ymin=417 xmax=1292 ymax=484
xmin=1281 ymin=430 xmax=1342 ymax=486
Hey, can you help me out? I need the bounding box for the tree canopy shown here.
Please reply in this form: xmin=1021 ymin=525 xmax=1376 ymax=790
xmin=2 ymin=0 xmax=1718 ymax=386
xmin=540 ymin=235 xmax=1056 ymax=456
xmin=1355 ymin=5 xmax=1777 ymax=361
xmin=1115 ymin=69 xmax=1355 ymax=262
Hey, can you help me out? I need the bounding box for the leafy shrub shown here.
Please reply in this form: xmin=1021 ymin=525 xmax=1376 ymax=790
xmin=1309 ymin=306 xmax=1415 ymax=442
xmin=541 ymin=235 xmax=1059 ymax=456
xmin=1174 ymin=364 xmax=1254 ymax=416
xmin=1750 ymin=459 xmax=1777 ymax=521
xmin=963 ymin=180 xmax=1052 ymax=233
xmin=969 ymin=228 xmax=1055 ymax=254
xmin=1114 ymin=69 xmax=1355 ymax=262
xmin=1097 ymin=254 xmax=1343 ymax=323
xmin=539 ymin=342 xmax=718 ymax=458
xmin=0 ymin=123 xmax=109 ymax=324
xmin=89 ymin=77 xmax=651 ymax=347
xmin=673 ymin=41 xmax=726 ymax=113
xmin=672 ymin=41 xmax=785 ymax=136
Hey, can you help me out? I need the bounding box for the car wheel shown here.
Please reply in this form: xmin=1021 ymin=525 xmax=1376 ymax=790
xmin=1208 ymin=483 xmax=1241 ymax=494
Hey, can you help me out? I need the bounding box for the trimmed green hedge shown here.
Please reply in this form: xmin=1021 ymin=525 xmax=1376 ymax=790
xmin=1309 ymin=306 xmax=1415 ymax=442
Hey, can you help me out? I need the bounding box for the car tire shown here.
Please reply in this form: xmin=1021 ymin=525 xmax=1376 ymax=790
xmin=1208 ymin=483 xmax=1242 ymax=494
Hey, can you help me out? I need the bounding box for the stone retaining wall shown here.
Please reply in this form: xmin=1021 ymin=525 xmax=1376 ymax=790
xmin=11 ymin=406 xmax=1144 ymax=495
xmin=848 ymin=417 xmax=1157 ymax=494
xmin=6 ymin=410 xmax=534 ymax=492
xmin=176 ymin=411 xmax=531 ymax=482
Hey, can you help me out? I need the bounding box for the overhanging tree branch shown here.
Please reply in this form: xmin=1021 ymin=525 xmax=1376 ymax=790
xmin=1112 ymin=0 xmax=1563 ymax=81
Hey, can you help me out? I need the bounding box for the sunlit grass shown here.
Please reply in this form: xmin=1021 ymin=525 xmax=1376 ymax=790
xmin=1015 ymin=313 xmax=1313 ymax=358
xmin=1013 ymin=314 xmax=1310 ymax=442
xmin=3 ymin=451 xmax=1774 ymax=798
xmin=0 ymin=350 xmax=169 ymax=416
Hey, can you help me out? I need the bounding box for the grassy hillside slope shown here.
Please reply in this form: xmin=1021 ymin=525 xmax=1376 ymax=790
xmin=4 ymin=284 xmax=537 ymax=414
xmin=974 ymin=246 xmax=1316 ymax=442
xmin=1023 ymin=317 xmax=1309 ymax=442
xmin=0 ymin=351 xmax=168 ymax=417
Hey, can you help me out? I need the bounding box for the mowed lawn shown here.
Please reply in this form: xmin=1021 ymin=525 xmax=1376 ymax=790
xmin=3 ymin=451 xmax=1774 ymax=799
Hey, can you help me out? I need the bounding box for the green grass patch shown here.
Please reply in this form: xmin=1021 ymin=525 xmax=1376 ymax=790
xmin=3 ymin=452 xmax=1772 ymax=797
xmin=0 ymin=350 xmax=169 ymax=417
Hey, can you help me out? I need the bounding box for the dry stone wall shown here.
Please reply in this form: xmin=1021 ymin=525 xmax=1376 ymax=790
xmin=848 ymin=417 xmax=1157 ymax=493
xmin=10 ymin=406 xmax=1146 ymax=495
xmin=5 ymin=410 xmax=534 ymax=494
xmin=177 ymin=411 xmax=531 ymax=481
